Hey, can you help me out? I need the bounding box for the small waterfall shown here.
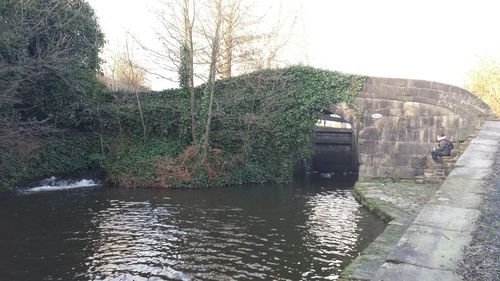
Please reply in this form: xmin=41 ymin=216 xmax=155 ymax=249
xmin=21 ymin=176 xmax=100 ymax=193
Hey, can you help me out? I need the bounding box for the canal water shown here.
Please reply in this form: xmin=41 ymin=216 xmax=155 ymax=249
xmin=0 ymin=176 xmax=385 ymax=280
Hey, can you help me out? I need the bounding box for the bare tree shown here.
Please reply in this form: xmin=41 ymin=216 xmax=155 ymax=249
xmin=182 ymin=0 xmax=198 ymax=142
xmin=129 ymin=0 xmax=297 ymax=147
xmin=101 ymin=48 xmax=150 ymax=91
xmin=219 ymin=0 xmax=245 ymax=78
xmin=200 ymin=0 xmax=223 ymax=164
xmin=142 ymin=0 xmax=297 ymax=80
xmin=123 ymin=39 xmax=148 ymax=139
xmin=234 ymin=2 xmax=299 ymax=72
xmin=136 ymin=0 xmax=198 ymax=142
xmin=202 ymin=0 xmax=298 ymax=78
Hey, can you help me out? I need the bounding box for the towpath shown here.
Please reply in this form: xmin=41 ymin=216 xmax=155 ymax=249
xmin=342 ymin=121 xmax=500 ymax=281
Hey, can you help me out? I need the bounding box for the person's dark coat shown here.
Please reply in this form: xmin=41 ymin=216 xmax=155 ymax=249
xmin=435 ymin=138 xmax=452 ymax=156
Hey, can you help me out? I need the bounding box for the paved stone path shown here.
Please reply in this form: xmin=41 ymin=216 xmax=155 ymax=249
xmin=373 ymin=121 xmax=500 ymax=281
xmin=340 ymin=181 xmax=439 ymax=280
xmin=341 ymin=121 xmax=500 ymax=281
xmin=459 ymin=145 xmax=500 ymax=280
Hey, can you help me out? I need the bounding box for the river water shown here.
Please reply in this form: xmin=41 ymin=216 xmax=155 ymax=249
xmin=0 ymin=176 xmax=385 ymax=280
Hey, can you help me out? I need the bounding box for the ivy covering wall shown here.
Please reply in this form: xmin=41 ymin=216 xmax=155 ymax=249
xmin=1 ymin=66 xmax=365 ymax=189
xmin=0 ymin=133 xmax=101 ymax=188
xmin=104 ymin=66 xmax=365 ymax=188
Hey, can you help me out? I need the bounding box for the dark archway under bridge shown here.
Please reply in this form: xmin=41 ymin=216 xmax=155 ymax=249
xmin=312 ymin=77 xmax=495 ymax=180
xmin=311 ymin=113 xmax=357 ymax=174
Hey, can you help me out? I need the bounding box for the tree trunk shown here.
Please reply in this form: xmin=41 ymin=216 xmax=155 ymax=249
xmin=200 ymin=0 xmax=223 ymax=164
xmin=223 ymin=19 xmax=233 ymax=78
xmin=135 ymin=89 xmax=147 ymax=139
xmin=186 ymin=1 xmax=197 ymax=142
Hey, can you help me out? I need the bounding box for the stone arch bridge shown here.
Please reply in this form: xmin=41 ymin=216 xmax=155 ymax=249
xmin=314 ymin=77 xmax=495 ymax=180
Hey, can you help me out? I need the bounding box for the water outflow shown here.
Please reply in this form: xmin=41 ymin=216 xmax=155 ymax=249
xmin=20 ymin=176 xmax=100 ymax=193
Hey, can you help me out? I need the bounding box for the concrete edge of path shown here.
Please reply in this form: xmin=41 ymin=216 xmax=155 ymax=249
xmin=372 ymin=121 xmax=500 ymax=281
xmin=339 ymin=182 xmax=437 ymax=280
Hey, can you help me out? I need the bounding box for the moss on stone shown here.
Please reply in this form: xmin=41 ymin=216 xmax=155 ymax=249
xmin=341 ymin=181 xmax=438 ymax=280
xmin=353 ymin=183 xmax=395 ymax=223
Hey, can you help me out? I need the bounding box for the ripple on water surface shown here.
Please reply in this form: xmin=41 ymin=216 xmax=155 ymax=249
xmin=0 ymin=178 xmax=385 ymax=280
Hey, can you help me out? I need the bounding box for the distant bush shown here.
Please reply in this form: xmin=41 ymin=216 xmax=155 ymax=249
xmin=465 ymin=56 xmax=500 ymax=117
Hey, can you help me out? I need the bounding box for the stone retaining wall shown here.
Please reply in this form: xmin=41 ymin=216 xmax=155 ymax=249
xmin=331 ymin=77 xmax=495 ymax=180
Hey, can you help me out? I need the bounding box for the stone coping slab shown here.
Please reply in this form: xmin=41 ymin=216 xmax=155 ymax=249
xmin=455 ymin=147 xmax=495 ymax=167
xmin=413 ymin=204 xmax=480 ymax=231
xmin=471 ymin=137 xmax=499 ymax=146
xmin=454 ymin=155 xmax=493 ymax=168
xmin=373 ymin=262 xmax=462 ymax=281
xmin=483 ymin=121 xmax=500 ymax=132
xmin=439 ymin=178 xmax=486 ymax=194
xmin=461 ymin=142 xmax=498 ymax=154
xmin=477 ymin=129 xmax=500 ymax=140
xmin=447 ymin=166 xmax=490 ymax=180
xmin=339 ymin=182 xmax=439 ymax=280
xmin=430 ymin=188 xmax=483 ymax=209
xmin=343 ymin=224 xmax=408 ymax=281
xmin=386 ymin=224 xmax=473 ymax=270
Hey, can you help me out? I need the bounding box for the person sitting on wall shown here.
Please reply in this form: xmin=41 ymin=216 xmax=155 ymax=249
xmin=431 ymin=133 xmax=453 ymax=163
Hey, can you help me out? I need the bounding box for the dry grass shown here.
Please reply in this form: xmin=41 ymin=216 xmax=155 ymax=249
xmin=153 ymin=144 xmax=233 ymax=188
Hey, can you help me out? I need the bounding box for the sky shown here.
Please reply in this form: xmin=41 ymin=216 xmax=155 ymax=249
xmin=88 ymin=0 xmax=500 ymax=90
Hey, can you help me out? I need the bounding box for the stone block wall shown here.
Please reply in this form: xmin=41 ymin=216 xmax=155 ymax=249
xmin=331 ymin=77 xmax=495 ymax=180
